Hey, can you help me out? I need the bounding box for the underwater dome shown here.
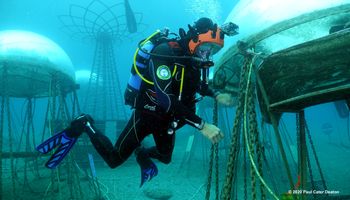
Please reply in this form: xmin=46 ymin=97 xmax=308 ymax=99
xmin=0 ymin=30 xmax=75 ymax=97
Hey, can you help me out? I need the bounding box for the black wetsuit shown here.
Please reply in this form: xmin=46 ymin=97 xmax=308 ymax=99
xmin=87 ymin=39 xmax=217 ymax=168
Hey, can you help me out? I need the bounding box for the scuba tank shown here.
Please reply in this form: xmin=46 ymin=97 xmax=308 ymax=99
xmin=124 ymin=41 xmax=154 ymax=107
xmin=124 ymin=28 xmax=170 ymax=107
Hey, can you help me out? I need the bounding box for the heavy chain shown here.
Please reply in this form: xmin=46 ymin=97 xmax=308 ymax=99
xmin=247 ymin=80 xmax=256 ymax=200
xmin=296 ymin=114 xmax=300 ymax=176
xmin=243 ymin=54 xmax=279 ymax=200
xmin=305 ymin=120 xmax=327 ymax=192
xmin=258 ymin=141 xmax=266 ymax=200
xmin=215 ymin=143 xmax=219 ymax=200
xmin=205 ymin=100 xmax=220 ymax=200
xmin=305 ymin=142 xmax=316 ymax=200
xmin=214 ymin=100 xmax=219 ymax=200
xmin=249 ymin=80 xmax=266 ymax=200
xmin=221 ymin=57 xmax=249 ymax=200
xmin=206 ymin=144 xmax=215 ymax=200
xmin=250 ymin=82 xmax=266 ymax=200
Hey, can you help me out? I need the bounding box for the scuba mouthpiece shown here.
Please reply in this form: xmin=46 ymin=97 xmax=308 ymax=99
xmin=220 ymin=22 xmax=239 ymax=36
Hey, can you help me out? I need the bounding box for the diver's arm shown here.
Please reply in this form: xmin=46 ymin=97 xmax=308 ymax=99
xmin=198 ymin=79 xmax=235 ymax=106
xmin=198 ymin=81 xmax=220 ymax=98
xmin=150 ymin=43 xmax=204 ymax=129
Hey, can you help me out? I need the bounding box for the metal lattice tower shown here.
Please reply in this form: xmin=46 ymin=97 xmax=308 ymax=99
xmin=59 ymin=0 xmax=146 ymax=121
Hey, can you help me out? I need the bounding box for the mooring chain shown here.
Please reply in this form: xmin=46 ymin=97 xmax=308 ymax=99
xmin=215 ymin=142 xmax=219 ymax=200
xmin=214 ymin=100 xmax=219 ymax=200
xmin=244 ymin=133 xmax=248 ymax=200
xmin=304 ymin=120 xmax=327 ymax=193
xmin=221 ymin=57 xmax=250 ymax=199
xmin=244 ymin=53 xmax=281 ymax=200
xmin=249 ymin=81 xmax=265 ymax=200
xmin=305 ymin=141 xmax=316 ymax=200
xmin=206 ymin=143 xmax=215 ymax=200
xmin=247 ymin=81 xmax=257 ymax=200
xmin=205 ymin=100 xmax=219 ymax=200
xmin=258 ymin=141 xmax=266 ymax=200
xmin=256 ymin=136 xmax=266 ymax=199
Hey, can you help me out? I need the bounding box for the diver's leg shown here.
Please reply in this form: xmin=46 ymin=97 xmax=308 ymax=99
xmin=87 ymin=110 xmax=147 ymax=168
xmin=146 ymin=124 xmax=175 ymax=164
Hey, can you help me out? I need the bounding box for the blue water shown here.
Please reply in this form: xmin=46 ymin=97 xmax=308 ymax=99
xmin=0 ymin=0 xmax=350 ymax=200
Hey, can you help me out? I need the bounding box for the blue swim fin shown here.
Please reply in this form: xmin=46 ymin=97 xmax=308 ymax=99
xmin=36 ymin=130 xmax=77 ymax=169
xmin=136 ymin=151 xmax=158 ymax=187
xmin=140 ymin=162 xmax=158 ymax=187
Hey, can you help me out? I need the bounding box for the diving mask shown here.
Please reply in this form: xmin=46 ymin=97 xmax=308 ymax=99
xmin=189 ymin=28 xmax=224 ymax=55
xmin=194 ymin=42 xmax=222 ymax=61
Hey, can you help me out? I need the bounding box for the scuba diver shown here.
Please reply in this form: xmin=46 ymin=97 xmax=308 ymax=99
xmin=37 ymin=17 xmax=239 ymax=187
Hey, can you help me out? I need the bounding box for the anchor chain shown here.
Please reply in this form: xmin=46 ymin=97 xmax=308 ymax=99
xmin=205 ymin=100 xmax=220 ymax=200
xmin=221 ymin=57 xmax=250 ymax=199
xmin=305 ymin=120 xmax=327 ymax=193
xmin=247 ymin=82 xmax=257 ymax=200
xmin=305 ymin=141 xmax=316 ymax=200
xmin=215 ymin=143 xmax=219 ymax=200
xmin=206 ymin=141 xmax=215 ymax=200
xmin=247 ymin=79 xmax=266 ymax=200
xmin=244 ymin=133 xmax=248 ymax=200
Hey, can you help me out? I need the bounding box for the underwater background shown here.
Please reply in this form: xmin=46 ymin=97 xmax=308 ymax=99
xmin=0 ymin=0 xmax=350 ymax=199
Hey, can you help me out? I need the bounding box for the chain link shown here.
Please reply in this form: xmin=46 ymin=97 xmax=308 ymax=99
xmin=214 ymin=100 xmax=220 ymax=200
xmin=305 ymin=119 xmax=327 ymax=192
xmin=215 ymin=143 xmax=219 ymax=200
xmin=249 ymin=80 xmax=266 ymax=200
xmin=296 ymin=113 xmax=300 ymax=177
xmin=305 ymin=141 xmax=315 ymax=200
xmin=247 ymin=79 xmax=257 ymax=200
xmin=221 ymin=57 xmax=250 ymax=200
xmin=206 ymin=144 xmax=215 ymax=200
xmin=221 ymin=54 xmax=272 ymax=200
xmin=206 ymin=99 xmax=220 ymax=200
xmin=259 ymin=141 xmax=266 ymax=200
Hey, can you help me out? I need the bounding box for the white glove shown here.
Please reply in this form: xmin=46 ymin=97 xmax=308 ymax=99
xmin=216 ymin=93 xmax=235 ymax=106
xmin=200 ymin=123 xmax=224 ymax=144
